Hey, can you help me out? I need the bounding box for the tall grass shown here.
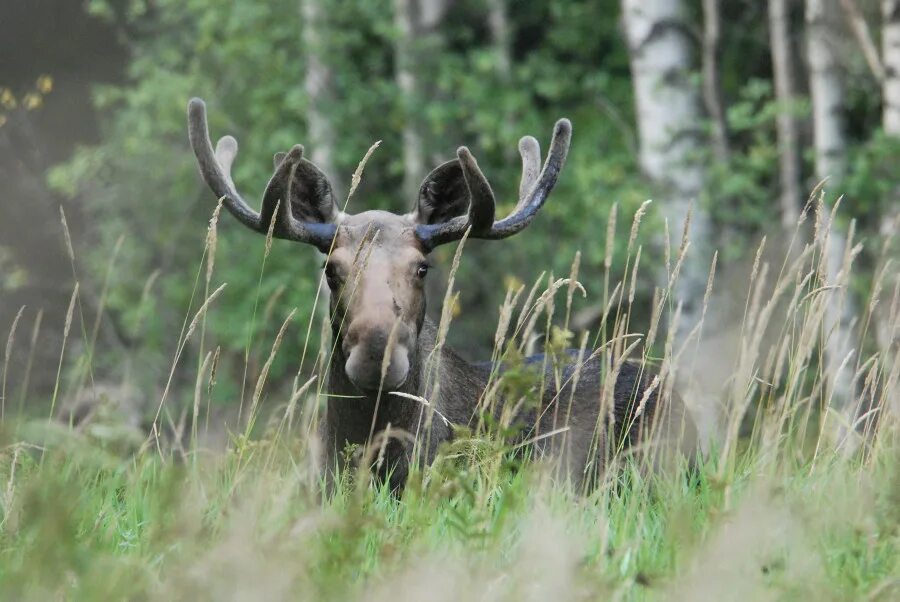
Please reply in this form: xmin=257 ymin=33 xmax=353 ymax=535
xmin=0 ymin=179 xmax=897 ymax=600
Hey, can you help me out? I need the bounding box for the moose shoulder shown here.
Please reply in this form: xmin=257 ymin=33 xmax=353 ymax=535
xmin=187 ymin=98 xmax=698 ymax=490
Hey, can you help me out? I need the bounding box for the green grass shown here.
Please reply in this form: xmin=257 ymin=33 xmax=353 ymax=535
xmin=0 ymin=424 xmax=897 ymax=600
xmin=2 ymin=181 xmax=898 ymax=599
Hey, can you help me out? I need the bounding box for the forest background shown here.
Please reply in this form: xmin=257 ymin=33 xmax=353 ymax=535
xmin=1 ymin=0 xmax=898 ymax=433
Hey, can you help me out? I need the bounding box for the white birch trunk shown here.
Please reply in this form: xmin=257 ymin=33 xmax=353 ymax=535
xmin=883 ymin=1 xmax=900 ymax=135
xmin=702 ymin=0 xmax=730 ymax=160
xmin=882 ymin=0 xmax=900 ymax=252
xmin=621 ymin=0 xmax=712 ymax=331
xmin=300 ymin=0 xmax=338 ymax=188
xmin=488 ymin=0 xmax=512 ymax=78
xmin=394 ymin=0 xmax=447 ymax=200
xmin=769 ymin=0 xmax=803 ymax=230
xmin=881 ymin=0 xmax=900 ymax=354
xmin=880 ymin=0 xmax=900 ymax=411
xmin=394 ymin=0 xmax=426 ymax=201
xmin=807 ymin=0 xmax=856 ymax=411
xmin=808 ymin=0 xmax=846 ymax=184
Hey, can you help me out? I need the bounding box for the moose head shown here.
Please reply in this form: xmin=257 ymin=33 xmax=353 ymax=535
xmin=187 ymin=98 xmax=570 ymax=394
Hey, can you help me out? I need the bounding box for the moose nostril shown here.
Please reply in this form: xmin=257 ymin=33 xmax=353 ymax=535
xmin=342 ymin=325 xmax=360 ymax=356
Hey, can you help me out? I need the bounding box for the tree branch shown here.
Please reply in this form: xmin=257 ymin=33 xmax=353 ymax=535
xmin=839 ymin=0 xmax=885 ymax=82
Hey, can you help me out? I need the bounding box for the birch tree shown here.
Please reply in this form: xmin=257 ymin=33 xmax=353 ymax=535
xmin=702 ymin=0 xmax=730 ymax=160
xmin=621 ymin=0 xmax=712 ymax=331
xmin=880 ymin=0 xmax=900 ymax=368
xmin=769 ymin=0 xmax=802 ymax=230
xmin=300 ymin=0 xmax=338 ymax=187
xmin=488 ymin=0 xmax=511 ymax=79
xmin=394 ymin=0 xmax=449 ymax=200
xmin=807 ymin=0 xmax=856 ymax=408
xmin=883 ymin=0 xmax=900 ymax=138
xmin=882 ymin=0 xmax=900 ymax=242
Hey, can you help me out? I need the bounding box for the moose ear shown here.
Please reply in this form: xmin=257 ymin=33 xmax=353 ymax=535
xmin=261 ymin=145 xmax=340 ymax=225
xmin=411 ymin=160 xmax=471 ymax=225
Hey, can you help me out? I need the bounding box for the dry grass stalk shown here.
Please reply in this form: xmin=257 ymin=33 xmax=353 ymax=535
xmin=206 ymin=197 xmax=224 ymax=285
xmin=366 ymin=315 xmax=404 ymax=446
xmin=564 ymin=251 xmax=581 ymax=329
xmin=348 ymin=141 xmax=381 ymax=203
xmin=628 ymin=245 xmax=642 ymax=306
xmin=49 ymin=282 xmax=79 ymax=421
xmin=389 ymin=392 xmax=451 ymax=426
xmin=518 ymin=278 xmax=585 ymax=352
xmin=191 ymin=350 xmax=214 ymax=454
xmin=423 ymin=228 xmax=470 ymax=418
xmin=515 ymin=272 xmax=547 ymax=334
xmin=604 ymin=202 xmax=617 ymax=271
xmin=16 ymin=308 xmax=43 ymax=416
xmin=492 ymin=283 xmax=524 ymax=363
xmin=59 ymin=205 xmax=75 ymax=262
xmin=265 ymin=199 xmax=280 ymax=258
xmin=153 ymin=283 xmax=227 ymax=428
xmin=628 ymin=200 xmax=651 ymax=257
xmin=2 ymin=305 xmax=25 ymax=421
xmin=247 ymin=308 xmax=297 ymax=431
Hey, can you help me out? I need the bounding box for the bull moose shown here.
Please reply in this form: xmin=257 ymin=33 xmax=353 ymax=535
xmin=187 ymin=98 xmax=697 ymax=490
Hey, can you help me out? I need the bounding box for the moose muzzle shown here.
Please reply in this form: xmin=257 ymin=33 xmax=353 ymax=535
xmin=342 ymin=320 xmax=413 ymax=392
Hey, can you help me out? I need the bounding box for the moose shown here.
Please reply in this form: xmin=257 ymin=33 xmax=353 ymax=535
xmin=187 ymin=97 xmax=697 ymax=490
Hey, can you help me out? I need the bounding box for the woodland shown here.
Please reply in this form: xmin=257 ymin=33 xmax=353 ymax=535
xmin=0 ymin=1 xmax=898 ymax=599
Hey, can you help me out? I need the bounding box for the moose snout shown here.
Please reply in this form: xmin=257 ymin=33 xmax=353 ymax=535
xmin=342 ymin=321 xmax=412 ymax=391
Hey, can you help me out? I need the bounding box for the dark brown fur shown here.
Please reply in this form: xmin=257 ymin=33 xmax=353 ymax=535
xmin=325 ymin=286 xmax=698 ymax=491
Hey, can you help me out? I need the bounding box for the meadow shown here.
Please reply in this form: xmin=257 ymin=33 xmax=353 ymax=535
xmin=1 ymin=183 xmax=898 ymax=601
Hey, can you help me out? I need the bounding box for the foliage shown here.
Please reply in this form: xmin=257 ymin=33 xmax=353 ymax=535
xmin=46 ymin=0 xmax=657 ymax=401
xmin=37 ymin=0 xmax=897 ymax=412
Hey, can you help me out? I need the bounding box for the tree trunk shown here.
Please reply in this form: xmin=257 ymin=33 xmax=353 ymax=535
xmin=807 ymin=0 xmax=856 ymax=411
xmin=488 ymin=0 xmax=512 ymax=78
xmin=301 ymin=0 xmax=338 ymax=189
xmin=394 ymin=0 xmax=448 ymax=201
xmin=621 ymin=0 xmax=712 ymax=332
xmin=702 ymin=0 xmax=730 ymax=160
xmin=769 ymin=0 xmax=803 ymax=230
xmin=880 ymin=0 xmax=900 ymax=376
xmin=883 ymin=1 xmax=900 ymax=135
xmin=840 ymin=0 xmax=885 ymax=81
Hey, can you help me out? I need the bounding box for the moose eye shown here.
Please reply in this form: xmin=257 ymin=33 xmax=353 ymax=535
xmin=416 ymin=263 xmax=429 ymax=279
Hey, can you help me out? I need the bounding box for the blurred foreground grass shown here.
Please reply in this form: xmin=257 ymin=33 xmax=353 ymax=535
xmin=0 ymin=421 xmax=897 ymax=601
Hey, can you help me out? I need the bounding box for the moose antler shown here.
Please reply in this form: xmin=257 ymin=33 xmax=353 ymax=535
xmin=187 ymin=98 xmax=337 ymax=250
xmin=414 ymin=118 xmax=571 ymax=250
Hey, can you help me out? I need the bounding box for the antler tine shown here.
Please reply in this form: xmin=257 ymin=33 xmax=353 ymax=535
xmin=456 ymin=147 xmax=496 ymax=234
xmin=257 ymin=143 xmax=338 ymax=250
xmin=517 ymin=135 xmax=541 ymax=203
xmin=485 ymin=118 xmax=571 ymax=239
xmin=259 ymin=145 xmax=303 ymax=237
xmin=214 ymin=135 xmax=238 ymax=175
xmin=414 ymin=118 xmax=571 ymax=249
xmin=412 ymin=147 xmax=498 ymax=249
xmin=188 ymin=98 xmax=337 ymax=250
xmin=187 ymin=98 xmax=262 ymax=231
